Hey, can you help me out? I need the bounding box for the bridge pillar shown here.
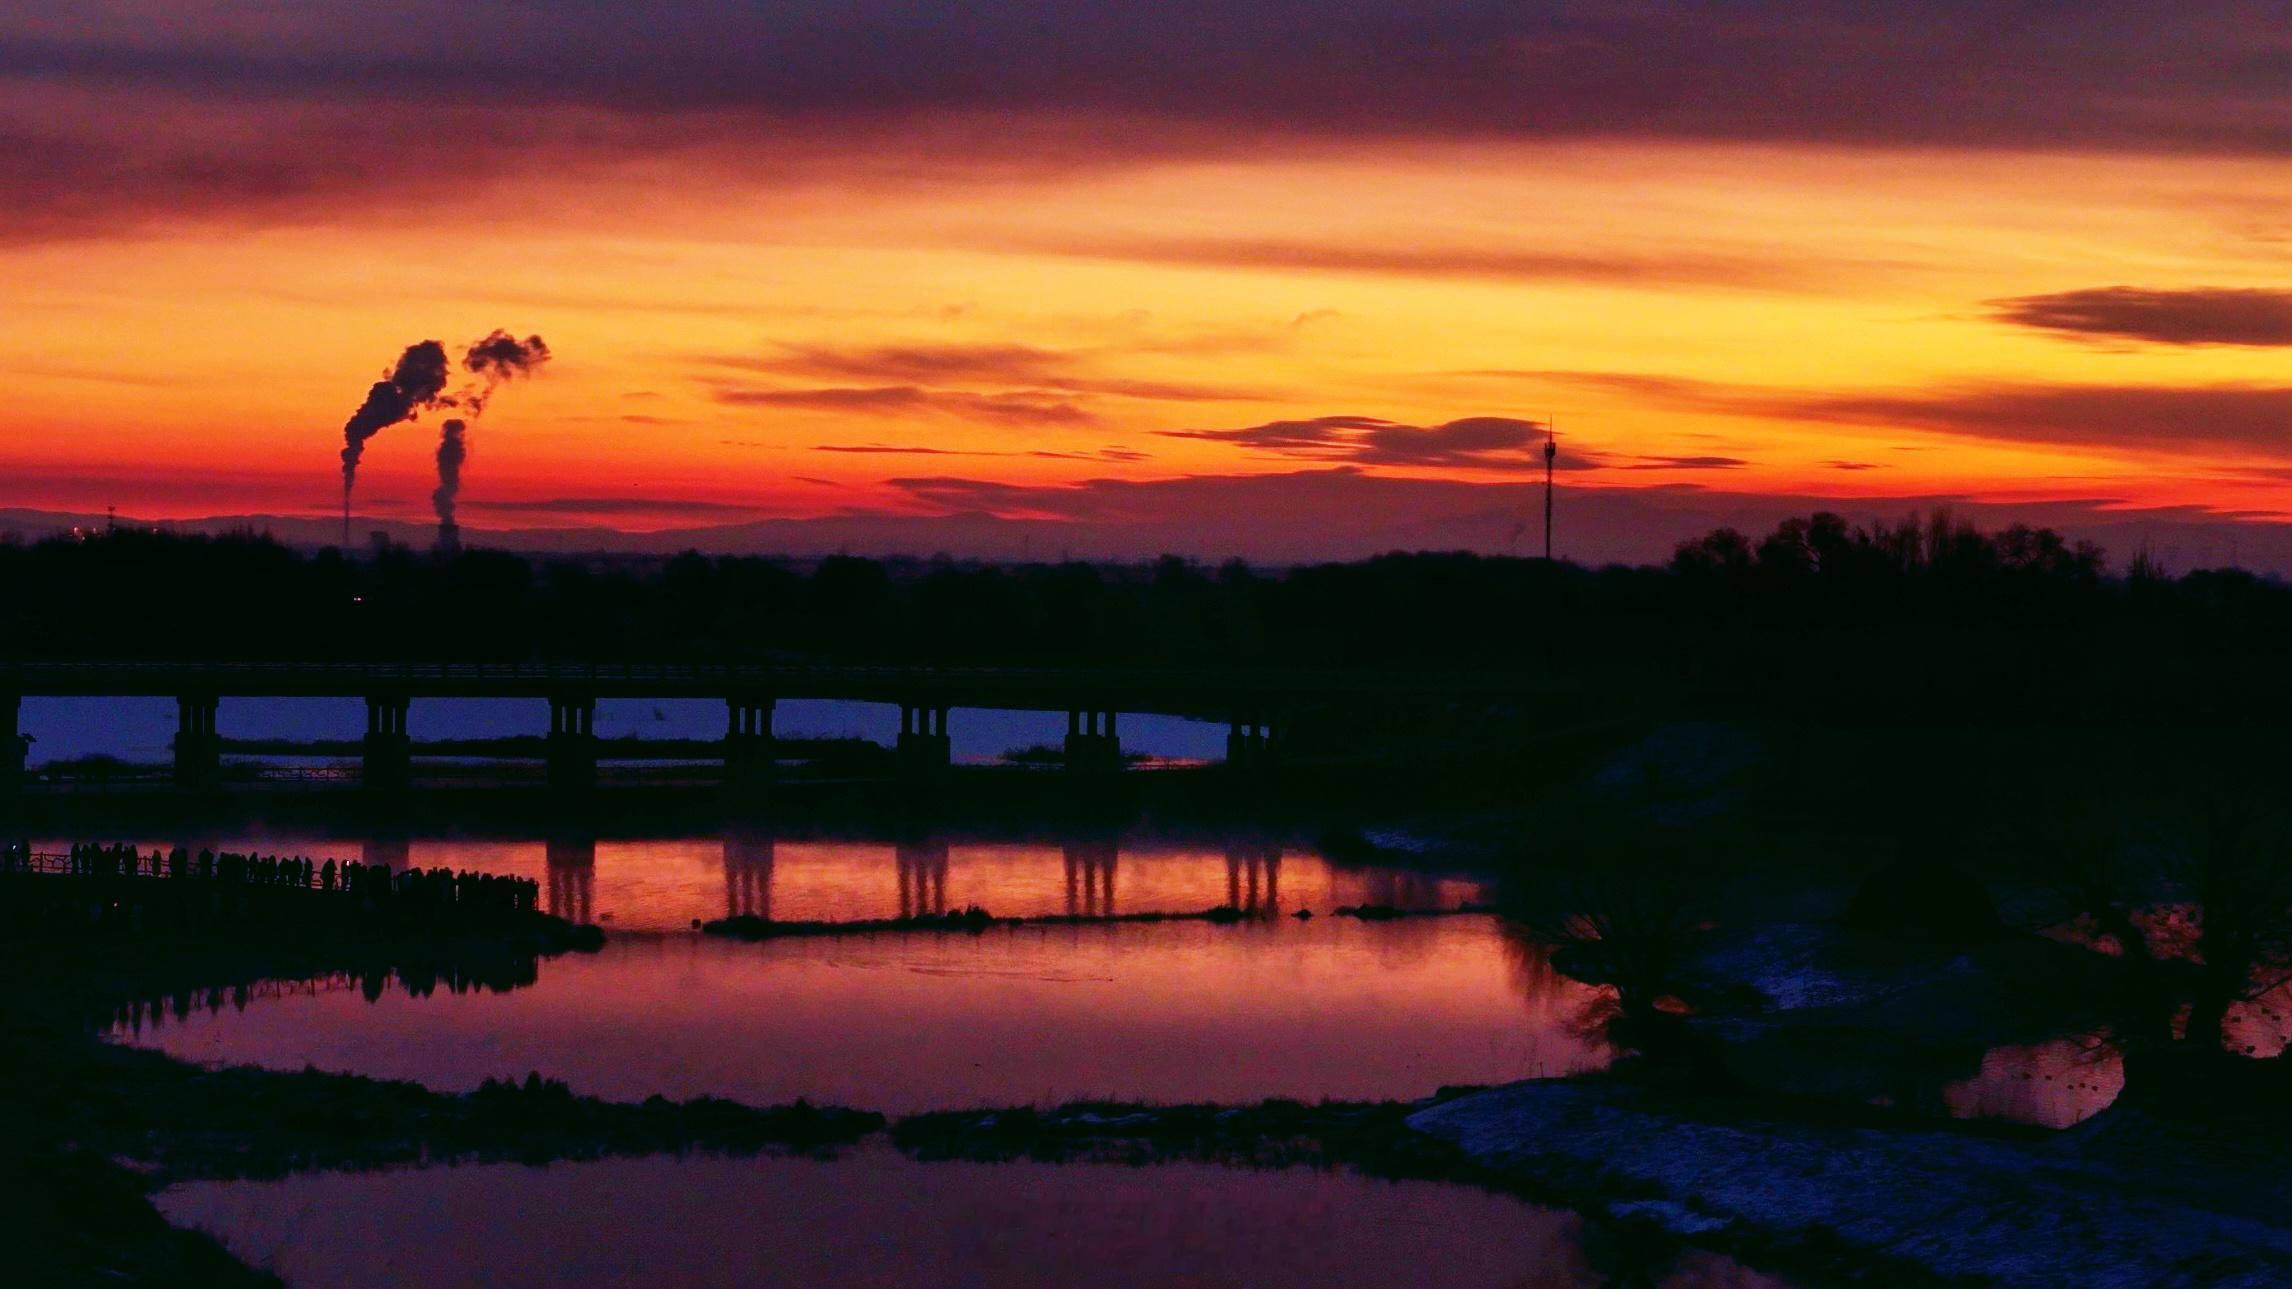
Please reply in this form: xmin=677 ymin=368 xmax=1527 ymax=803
xmin=1064 ymin=708 xmax=1122 ymax=774
xmin=897 ymin=703 xmax=951 ymax=775
xmin=363 ymin=695 xmax=412 ymax=792
xmin=0 ymin=694 xmax=21 ymax=791
xmin=174 ymin=695 xmax=221 ymax=790
xmin=546 ymin=696 xmax=597 ymax=793
xmin=724 ymin=696 xmax=776 ymax=787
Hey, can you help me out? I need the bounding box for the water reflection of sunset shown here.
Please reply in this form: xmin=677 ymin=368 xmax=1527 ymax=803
xmin=83 ymin=833 xmax=1492 ymax=932
xmin=122 ymin=918 xmax=1612 ymax=1110
xmin=97 ymin=827 xmax=1597 ymax=1109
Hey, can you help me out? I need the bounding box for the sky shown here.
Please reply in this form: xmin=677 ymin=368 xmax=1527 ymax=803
xmin=6 ymin=2 xmax=2292 ymax=566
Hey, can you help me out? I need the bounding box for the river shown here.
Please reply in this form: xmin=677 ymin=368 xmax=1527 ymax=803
xmin=104 ymin=831 xmax=1612 ymax=1108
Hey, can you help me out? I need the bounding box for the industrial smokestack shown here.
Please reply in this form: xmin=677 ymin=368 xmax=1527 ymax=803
xmin=331 ymin=331 xmax=548 ymax=551
xmin=338 ymin=340 xmax=451 ymax=545
xmin=433 ymin=418 xmax=467 ymax=555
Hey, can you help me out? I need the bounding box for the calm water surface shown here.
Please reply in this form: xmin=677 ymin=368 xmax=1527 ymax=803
xmin=94 ymin=828 xmax=2188 ymax=1125
xmin=110 ymin=833 xmax=1613 ymax=1108
xmin=69 ymin=832 xmax=1486 ymax=930
xmin=159 ymin=1150 xmax=1796 ymax=1289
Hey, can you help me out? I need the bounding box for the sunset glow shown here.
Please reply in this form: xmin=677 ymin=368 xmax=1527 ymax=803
xmin=9 ymin=4 xmax=2292 ymax=562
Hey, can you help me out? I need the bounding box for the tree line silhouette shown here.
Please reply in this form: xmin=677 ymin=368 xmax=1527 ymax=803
xmin=2 ymin=519 xmax=2287 ymax=713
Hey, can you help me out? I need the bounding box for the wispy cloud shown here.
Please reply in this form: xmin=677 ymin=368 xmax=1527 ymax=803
xmin=1523 ymin=368 xmax=2292 ymax=459
xmin=722 ymin=340 xmax=1258 ymax=402
xmin=814 ymin=441 xmax=1152 ymax=463
xmin=1009 ymin=233 xmax=1829 ymax=291
xmin=1607 ymin=455 xmax=1747 ymax=471
xmin=813 ymin=443 xmax=988 ymax=456
xmin=716 ymin=384 xmax=1097 ymax=427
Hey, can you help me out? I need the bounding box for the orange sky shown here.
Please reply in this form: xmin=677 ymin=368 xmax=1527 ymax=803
xmin=6 ymin=6 xmax=2292 ymax=562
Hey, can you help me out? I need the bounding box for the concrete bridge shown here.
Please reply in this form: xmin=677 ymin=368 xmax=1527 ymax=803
xmin=0 ymin=660 xmax=1539 ymax=792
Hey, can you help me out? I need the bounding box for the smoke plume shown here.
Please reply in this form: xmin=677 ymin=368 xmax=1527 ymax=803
xmin=339 ymin=340 xmax=451 ymax=500
xmin=426 ymin=331 xmax=550 ymax=543
xmin=432 ymin=418 xmax=468 ymax=529
xmin=460 ymin=330 xmax=552 ymax=414
xmin=333 ymin=330 xmax=549 ymax=547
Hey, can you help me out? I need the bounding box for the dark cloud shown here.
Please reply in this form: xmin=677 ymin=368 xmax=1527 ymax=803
xmin=2 ymin=4 xmax=2286 ymax=240
xmin=1158 ymin=413 xmax=1746 ymax=472
xmin=1161 ymin=415 xmax=1561 ymax=470
xmin=717 ymin=384 xmax=1097 ymax=427
xmin=1989 ymin=287 xmax=2292 ymax=347
xmin=3 ymin=4 xmax=2280 ymax=152
xmin=1825 ymin=460 xmax=1884 ymax=471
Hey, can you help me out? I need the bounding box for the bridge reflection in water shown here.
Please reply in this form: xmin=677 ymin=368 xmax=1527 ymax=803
xmin=710 ymin=836 xmax=1301 ymax=923
xmin=545 ymin=835 xmax=596 ymax=925
xmin=59 ymin=831 xmax=1495 ymax=933
xmin=1061 ymin=838 xmax=1117 ymax=916
xmin=1225 ymin=842 xmax=1281 ymax=916
xmin=724 ymin=835 xmax=775 ymax=921
xmin=895 ymin=839 xmax=949 ymax=918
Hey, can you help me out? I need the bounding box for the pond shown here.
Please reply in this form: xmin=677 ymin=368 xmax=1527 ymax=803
xmin=158 ymin=1149 xmax=1797 ymax=1289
